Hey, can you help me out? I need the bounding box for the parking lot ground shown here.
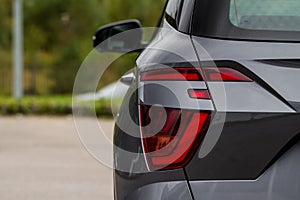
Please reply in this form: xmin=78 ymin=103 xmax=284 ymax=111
xmin=0 ymin=116 xmax=114 ymax=200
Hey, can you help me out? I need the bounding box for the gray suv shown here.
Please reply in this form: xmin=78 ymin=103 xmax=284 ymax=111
xmin=93 ymin=0 xmax=300 ymax=199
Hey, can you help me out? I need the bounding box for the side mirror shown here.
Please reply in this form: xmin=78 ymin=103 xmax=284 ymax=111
xmin=93 ymin=19 xmax=143 ymax=53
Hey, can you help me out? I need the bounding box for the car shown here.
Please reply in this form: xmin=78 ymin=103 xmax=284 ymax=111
xmin=93 ymin=0 xmax=300 ymax=199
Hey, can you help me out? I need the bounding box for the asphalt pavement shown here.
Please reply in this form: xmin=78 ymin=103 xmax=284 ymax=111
xmin=0 ymin=116 xmax=114 ymax=200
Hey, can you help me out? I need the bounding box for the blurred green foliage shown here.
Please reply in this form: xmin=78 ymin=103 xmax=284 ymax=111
xmin=0 ymin=95 xmax=113 ymax=117
xmin=0 ymin=0 xmax=166 ymax=95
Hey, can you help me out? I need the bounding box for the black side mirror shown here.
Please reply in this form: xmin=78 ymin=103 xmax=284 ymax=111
xmin=93 ymin=19 xmax=143 ymax=53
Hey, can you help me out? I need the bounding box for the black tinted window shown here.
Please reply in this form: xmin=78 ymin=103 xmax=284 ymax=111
xmin=165 ymin=0 xmax=184 ymax=28
xmin=191 ymin=0 xmax=300 ymax=42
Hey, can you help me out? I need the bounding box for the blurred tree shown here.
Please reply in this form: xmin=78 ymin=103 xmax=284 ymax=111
xmin=50 ymin=42 xmax=81 ymax=93
xmin=0 ymin=0 xmax=166 ymax=95
xmin=102 ymin=0 xmax=164 ymax=26
xmin=0 ymin=0 xmax=12 ymax=95
xmin=0 ymin=0 xmax=12 ymax=48
xmin=23 ymin=0 xmax=103 ymax=93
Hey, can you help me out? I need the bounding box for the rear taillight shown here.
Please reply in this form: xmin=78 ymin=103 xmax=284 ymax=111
xmin=140 ymin=67 xmax=203 ymax=81
xmin=139 ymin=65 xmax=251 ymax=171
xmin=140 ymin=67 xmax=252 ymax=82
xmin=140 ymin=105 xmax=211 ymax=171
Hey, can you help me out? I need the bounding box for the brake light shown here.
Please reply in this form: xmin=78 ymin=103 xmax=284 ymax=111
xmin=140 ymin=67 xmax=252 ymax=82
xmin=140 ymin=105 xmax=211 ymax=171
xmin=188 ymin=89 xmax=211 ymax=99
xmin=140 ymin=67 xmax=203 ymax=81
xmin=202 ymin=67 xmax=252 ymax=82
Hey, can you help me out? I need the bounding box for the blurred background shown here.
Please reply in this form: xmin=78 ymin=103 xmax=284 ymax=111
xmin=0 ymin=0 xmax=165 ymax=115
xmin=0 ymin=1 xmax=165 ymax=199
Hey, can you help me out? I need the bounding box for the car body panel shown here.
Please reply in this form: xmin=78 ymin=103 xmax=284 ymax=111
xmin=125 ymin=181 xmax=193 ymax=200
xmin=192 ymin=36 xmax=300 ymax=61
xmin=190 ymin=141 xmax=300 ymax=200
xmin=114 ymin=84 xmax=188 ymax=199
xmin=185 ymin=34 xmax=300 ymax=182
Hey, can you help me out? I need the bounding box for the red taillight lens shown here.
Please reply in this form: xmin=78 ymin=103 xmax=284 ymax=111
xmin=202 ymin=67 xmax=252 ymax=82
xmin=140 ymin=67 xmax=252 ymax=82
xmin=140 ymin=105 xmax=211 ymax=171
xmin=140 ymin=67 xmax=203 ymax=81
xmin=188 ymin=89 xmax=211 ymax=99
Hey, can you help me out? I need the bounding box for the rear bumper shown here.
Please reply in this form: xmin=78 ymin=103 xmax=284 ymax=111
xmin=124 ymin=181 xmax=193 ymax=200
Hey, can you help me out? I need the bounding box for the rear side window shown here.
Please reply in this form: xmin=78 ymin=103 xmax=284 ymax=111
xmin=230 ymin=0 xmax=300 ymax=31
xmin=165 ymin=0 xmax=184 ymax=29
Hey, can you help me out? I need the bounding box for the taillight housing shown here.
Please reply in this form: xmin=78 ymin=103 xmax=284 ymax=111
xmin=140 ymin=105 xmax=211 ymax=171
xmin=139 ymin=64 xmax=252 ymax=171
